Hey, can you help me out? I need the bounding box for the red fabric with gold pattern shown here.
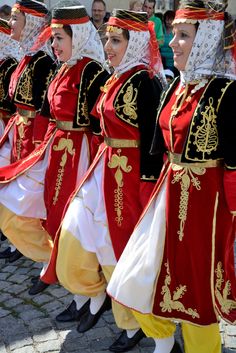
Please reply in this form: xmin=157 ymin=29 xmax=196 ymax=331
xmin=41 ymin=60 xmax=94 ymax=240
xmin=146 ymin=83 xmax=236 ymax=325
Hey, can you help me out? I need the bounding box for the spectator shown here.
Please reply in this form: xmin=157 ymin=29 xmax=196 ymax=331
xmin=160 ymin=10 xmax=177 ymax=74
xmin=91 ymin=0 xmax=107 ymax=30
xmin=143 ymin=0 xmax=163 ymax=46
xmin=0 ymin=5 xmax=11 ymax=20
xmin=129 ymin=0 xmax=143 ymax=11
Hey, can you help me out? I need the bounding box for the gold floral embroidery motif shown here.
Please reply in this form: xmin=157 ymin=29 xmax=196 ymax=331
xmin=15 ymin=116 xmax=32 ymax=160
xmin=215 ymin=262 xmax=236 ymax=314
xmin=160 ymin=262 xmax=200 ymax=319
xmin=171 ymin=165 xmax=206 ymax=240
xmin=116 ymin=84 xmax=138 ymax=123
xmin=108 ymin=149 xmax=132 ymax=225
xmin=52 ymin=135 xmax=75 ymax=205
xmin=18 ymin=67 xmax=33 ymax=103
xmin=195 ymin=97 xmax=218 ymax=157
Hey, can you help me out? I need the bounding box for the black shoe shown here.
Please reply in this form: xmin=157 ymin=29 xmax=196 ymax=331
xmin=109 ymin=329 xmax=145 ymax=352
xmin=8 ymin=249 xmax=23 ymax=263
xmin=31 ymin=276 xmax=39 ymax=284
xmin=56 ymin=299 xmax=90 ymax=322
xmin=0 ymin=230 xmax=7 ymax=241
xmin=77 ymin=295 xmax=111 ymax=333
xmin=28 ymin=279 xmax=49 ymax=295
xmin=0 ymin=247 xmax=12 ymax=259
xmin=171 ymin=340 xmax=183 ymax=353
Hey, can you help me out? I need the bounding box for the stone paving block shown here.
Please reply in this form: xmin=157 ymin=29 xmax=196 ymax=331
xmin=0 ymin=308 xmax=10 ymax=318
xmin=12 ymin=346 xmax=37 ymax=353
xmin=9 ymin=337 xmax=33 ymax=351
xmin=0 ymin=344 xmax=7 ymax=353
xmin=0 ymin=292 xmax=12 ymax=302
xmin=42 ymin=299 xmax=64 ymax=311
xmin=0 ymin=281 xmax=11 ymax=290
xmin=37 ymin=339 xmax=62 ymax=352
xmin=33 ymin=329 xmax=58 ymax=342
xmin=48 ymin=286 xmax=69 ymax=298
xmin=0 ymin=273 xmax=9 ymax=281
xmin=14 ymin=304 xmax=35 ymax=314
xmin=3 ymin=297 xmax=24 ymax=308
xmin=63 ymin=335 xmax=88 ymax=351
xmin=19 ymin=309 xmax=46 ymax=322
xmin=1 ymin=265 xmax=18 ymax=273
xmin=5 ymin=284 xmax=27 ymax=294
xmin=32 ymin=294 xmax=52 ymax=305
xmin=85 ymin=326 xmax=111 ymax=340
xmin=28 ymin=317 xmax=54 ymax=332
xmin=15 ymin=267 xmax=32 ymax=275
xmin=58 ymin=329 xmax=80 ymax=341
xmin=8 ymin=274 xmax=29 ymax=284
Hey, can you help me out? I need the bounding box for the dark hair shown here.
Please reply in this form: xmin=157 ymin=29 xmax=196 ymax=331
xmin=143 ymin=0 xmax=156 ymax=6
xmin=0 ymin=5 xmax=11 ymax=16
xmin=63 ymin=24 xmax=72 ymax=37
xmin=92 ymin=0 xmax=106 ymax=10
xmin=122 ymin=28 xmax=130 ymax=40
xmin=164 ymin=10 xmax=175 ymax=23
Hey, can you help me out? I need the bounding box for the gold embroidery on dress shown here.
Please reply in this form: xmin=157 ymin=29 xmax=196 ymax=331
xmin=171 ymin=165 xmax=206 ymax=240
xmin=15 ymin=116 xmax=32 ymax=160
xmin=108 ymin=149 xmax=132 ymax=225
xmin=52 ymin=135 xmax=75 ymax=205
xmin=215 ymin=261 xmax=236 ymax=314
xmin=18 ymin=66 xmax=33 ymax=104
xmin=160 ymin=262 xmax=200 ymax=319
xmin=115 ymin=84 xmax=138 ymax=125
xmin=195 ymin=97 xmax=218 ymax=157
xmin=41 ymin=69 xmax=54 ymax=102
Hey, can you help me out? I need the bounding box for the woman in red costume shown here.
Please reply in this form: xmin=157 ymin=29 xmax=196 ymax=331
xmin=55 ymin=9 xmax=164 ymax=353
xmin=108 ymin=1 xmax=236 ymax=353
xmin=0 ymin=2 xmax=108 ymax=294
xmin=0 ymin=0 xmax=56 ymax=262
xmin=27 ymin=2 xmax=109 ymax=294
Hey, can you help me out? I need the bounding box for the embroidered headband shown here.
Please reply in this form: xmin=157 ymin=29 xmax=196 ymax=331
xmin=0 ymin=19 xmax=11 ymax=35
xmin=51 ymin=5 xmax=89 ymax=27
xmin=12 ymin=0 xmax=48 ymax=17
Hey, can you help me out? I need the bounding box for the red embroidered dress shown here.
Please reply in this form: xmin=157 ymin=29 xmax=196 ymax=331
xmin=107 ymin=77 xmax=236 ymax=326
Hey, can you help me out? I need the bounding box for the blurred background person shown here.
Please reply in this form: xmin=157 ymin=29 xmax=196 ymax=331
xmin=91 ymin=0 xmax=107 ymax=29
xmin=160 ymin=10 xmax=178 ymax=75
xmin=143 ymin=0 xmax=163 ymax=46
xmin=0 ymin=5 xmax=11 ymax=20
xmin=129 ymin=0 xmax=143 ymax=11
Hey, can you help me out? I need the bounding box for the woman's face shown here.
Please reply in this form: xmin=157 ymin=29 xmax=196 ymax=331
xmin=9 ymin=10 xmax=25 ymax=41
xmin=51 ymin=27 xmax=72 ymax=62
xmin=169 ymin=23 xmax=196 ymax=71
xmin=104 ymin=29 xmax=129 ymax=68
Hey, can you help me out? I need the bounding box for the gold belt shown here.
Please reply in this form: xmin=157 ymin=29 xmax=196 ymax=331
xmin=56 ymin=120 xmax=90 ymax=131
xmin=104 ymin=137 xmax=140 ymax=148
xmin=17 ymin=108 xmax=36 ymax=119
xmin=168 ymin=152 xmax=223 ymax=168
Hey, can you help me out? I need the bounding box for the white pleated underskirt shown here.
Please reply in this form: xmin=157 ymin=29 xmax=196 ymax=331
xmin=61 ymin=156 xmax=117 ymax=266
xmin=107 ymin=178 xmax=167 ymax=313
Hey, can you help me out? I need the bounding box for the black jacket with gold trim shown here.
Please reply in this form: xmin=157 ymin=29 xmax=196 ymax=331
xmin=151 ymin=76 xmax=236 ymax=171
xmin=0 ymin=57 xmax=18 ymax=114
xmin=13 ymin=50 xmax=56 ymax=111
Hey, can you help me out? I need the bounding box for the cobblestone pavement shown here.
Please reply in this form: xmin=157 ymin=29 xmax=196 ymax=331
xmin=0 ymin=243 xmax=235 ymax=353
